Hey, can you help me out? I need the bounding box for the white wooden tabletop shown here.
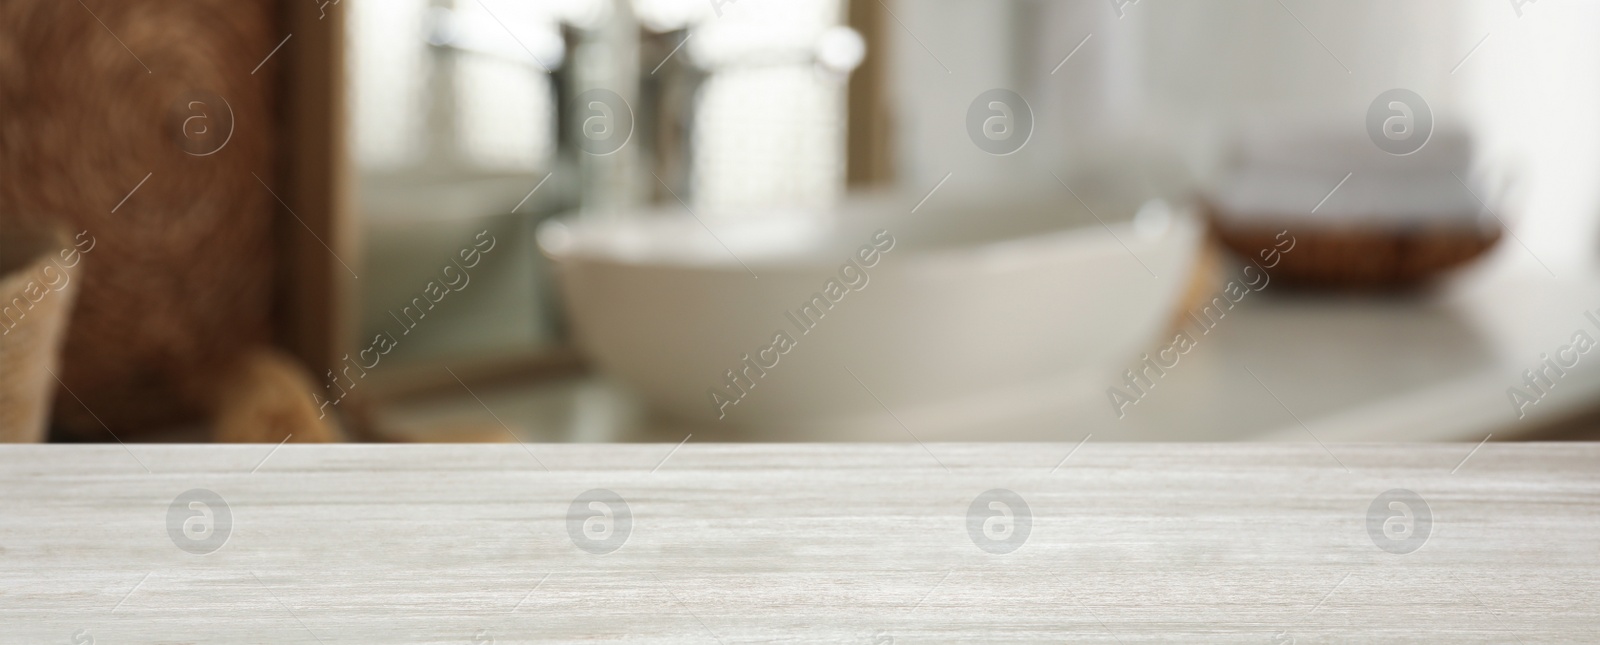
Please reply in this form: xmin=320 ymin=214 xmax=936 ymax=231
xmin=3 ymin=443 xmax=1597 ymax=644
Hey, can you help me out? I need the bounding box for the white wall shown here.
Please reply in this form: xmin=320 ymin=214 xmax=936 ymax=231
xmin=884 ymin=0 xmax=1600 ymax=268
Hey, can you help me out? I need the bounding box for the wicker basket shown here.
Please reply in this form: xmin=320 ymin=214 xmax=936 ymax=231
xmin=0 ymin=226 xmax=79 ymax=442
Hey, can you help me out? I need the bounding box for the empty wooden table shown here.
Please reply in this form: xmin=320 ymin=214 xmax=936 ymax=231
xmin=2 ymin=443 xmax=1596 ymax=643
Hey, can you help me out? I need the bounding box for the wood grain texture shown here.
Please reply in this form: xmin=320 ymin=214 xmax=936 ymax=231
xmin=2 ymin=443 xmax=1597 ymax=643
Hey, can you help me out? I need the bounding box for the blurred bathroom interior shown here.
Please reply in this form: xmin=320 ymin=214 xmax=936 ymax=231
xmin=342 ymin=0 xmax=1600 ymax=444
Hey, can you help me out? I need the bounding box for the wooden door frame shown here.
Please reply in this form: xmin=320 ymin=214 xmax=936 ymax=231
xmin=279 ymin=0 xmax=354 ymax=380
